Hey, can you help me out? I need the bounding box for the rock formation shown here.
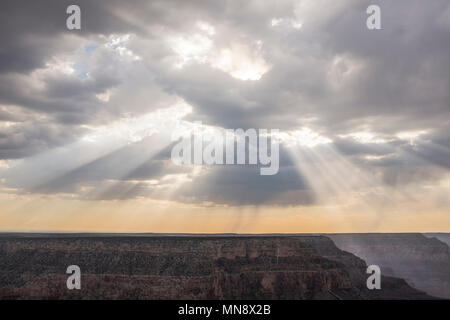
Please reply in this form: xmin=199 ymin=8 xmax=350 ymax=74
xmin=0 ymin=234 xmax=436 ymax=299
xmin=329 ymin=233 xmax=450 ymax=299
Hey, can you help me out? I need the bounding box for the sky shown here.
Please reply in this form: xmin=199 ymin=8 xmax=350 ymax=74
xmin=0 ymin=0 xmax=449 ymax=233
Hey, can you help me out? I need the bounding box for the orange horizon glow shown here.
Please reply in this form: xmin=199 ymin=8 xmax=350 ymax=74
xmin=1 ymin=194 xmax=449 ymax=234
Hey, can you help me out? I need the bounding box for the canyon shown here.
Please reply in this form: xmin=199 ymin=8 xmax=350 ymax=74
xmin=0 ymin=233 xmax=446 ymax=299
xmin=329 ymin=233 xmax=450 ymax=299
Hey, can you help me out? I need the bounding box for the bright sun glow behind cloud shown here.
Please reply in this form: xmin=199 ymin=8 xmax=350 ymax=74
xmin=169 ymin=22 xmax=270 ymax=80
xmin=212 ymin=44 xmax=270 ymax=81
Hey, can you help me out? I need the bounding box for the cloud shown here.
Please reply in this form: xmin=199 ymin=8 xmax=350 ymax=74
xmin=0 ymin=0 xmax=449 ymax=209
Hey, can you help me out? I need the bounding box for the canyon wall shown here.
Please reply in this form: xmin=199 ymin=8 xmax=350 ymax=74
xmin=329 ymin=233 xmax=450 ymax=299
xmin=0 ymin=234 xmax=435 ymax=299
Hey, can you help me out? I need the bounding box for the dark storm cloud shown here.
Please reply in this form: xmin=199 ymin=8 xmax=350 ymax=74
xmin=174 ymin=164 xmax=314 ymax=206
xmin=333 ymin=137 xmax=396 ymax=156
xmin=0 ymin=121 xmax=85 ymax=159
xmin=167 ymin=143 xmax=315 ymax=206
xmin=0 ymin=0 xmax=143 ymax=73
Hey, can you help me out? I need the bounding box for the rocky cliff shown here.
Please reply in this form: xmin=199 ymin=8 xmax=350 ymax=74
xmin=329 ymin=233 xmax=450 ymax=299
xmin=425 ymin=233 xmax=450 ymax=247
xmin=0 ymin=234 xmax=434 ymax=299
